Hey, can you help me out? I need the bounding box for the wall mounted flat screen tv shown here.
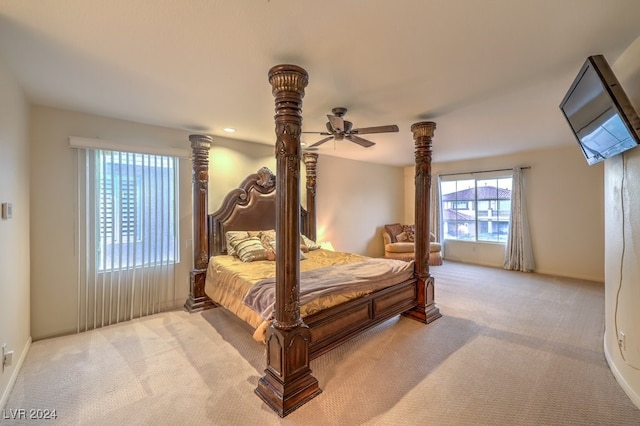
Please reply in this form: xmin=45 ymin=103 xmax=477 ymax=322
xmin=559 ymin=55 xmax=640 ymax=166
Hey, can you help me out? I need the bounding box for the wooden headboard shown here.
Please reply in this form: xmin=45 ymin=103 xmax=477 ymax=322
xmin=207 ymin=166 xmax=314 ymax=257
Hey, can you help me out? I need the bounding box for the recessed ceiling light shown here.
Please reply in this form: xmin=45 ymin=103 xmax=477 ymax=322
xmin=223 ymin=127 xmax=236 ymax=133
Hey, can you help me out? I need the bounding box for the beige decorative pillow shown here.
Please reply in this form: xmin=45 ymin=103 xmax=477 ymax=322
xmin=396 ymin=231 xmax=409 ymax=242
xmin=225 ymin=231 xmax=250 ymax=256
xmin=260 ymin=229 xmax=276 ymax=240
xmin=301 ymin=234 xmax=321 ymax=251
xmin=231 ymin=236 xmax=268 ymax=262
xmin=260 ymin=233 xmax=276 ymax=261
xmin=260 ymin=233 xmax=306 ymax=260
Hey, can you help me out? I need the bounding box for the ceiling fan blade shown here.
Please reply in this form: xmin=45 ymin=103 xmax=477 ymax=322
xmin=352 ymin=124 xmax=399 ymax=135
xmin=302 ymin=131 xmax=332 ymax=135
xmin=327 ymin=114 xmax=344 ymax=133
xmin=346 ymin=134 xmax=375 ymax=148
xmin=309 ymin=136 xmax=334 ymax=148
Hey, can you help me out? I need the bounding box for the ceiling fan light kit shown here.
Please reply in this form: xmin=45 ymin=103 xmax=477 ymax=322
xmin=303 ymin=107 xmax=399 ymax=148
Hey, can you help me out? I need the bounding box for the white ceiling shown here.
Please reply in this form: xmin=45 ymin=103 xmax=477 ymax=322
xmin=1 ymin=0 xmax=640 ymax=166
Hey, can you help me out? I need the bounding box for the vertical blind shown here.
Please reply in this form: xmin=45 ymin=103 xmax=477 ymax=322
xmin=76 ymin=148 xmax=179 ymax=331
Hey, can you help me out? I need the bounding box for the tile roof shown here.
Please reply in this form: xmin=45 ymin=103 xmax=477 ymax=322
xmin=441 ymin=186 xmax=511 ymax=201
xmin=442 ymin=209 xmax=475 ymax=221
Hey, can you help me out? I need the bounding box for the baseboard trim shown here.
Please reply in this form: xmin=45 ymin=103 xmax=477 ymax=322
xmin=0 ymin=337 xmax=32 ymax=410
xmin=604 ymin=335 xmax=640 ymax=409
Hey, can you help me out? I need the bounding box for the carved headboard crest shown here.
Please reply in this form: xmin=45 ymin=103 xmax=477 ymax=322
xmin=221 ymin=167 xmax=276 ymax=207
xmin=255 ymin=166 xmax=276 ymax=189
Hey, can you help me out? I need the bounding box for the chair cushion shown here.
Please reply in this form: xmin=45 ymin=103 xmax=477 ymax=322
xmin=385 ymin=242 xmax=415 ymax=254
xmin=429 ymin=242 xmax=442 ymax=252
xmin=384 ymin=251 xmax=415 ymax=262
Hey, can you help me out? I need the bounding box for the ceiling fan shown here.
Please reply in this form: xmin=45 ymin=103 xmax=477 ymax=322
xmin=303 ymin=107 xmax=399 ymax=149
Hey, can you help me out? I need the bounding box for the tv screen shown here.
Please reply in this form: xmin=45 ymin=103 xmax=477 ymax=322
xmin=559 ymin=55 xmax=640 ymax=166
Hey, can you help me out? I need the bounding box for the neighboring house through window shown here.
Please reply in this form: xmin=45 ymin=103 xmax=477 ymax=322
xmin=440 ymin=177 xmax=512 ymax=243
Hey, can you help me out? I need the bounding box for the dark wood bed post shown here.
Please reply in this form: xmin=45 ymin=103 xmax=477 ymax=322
xmin=256 ymin=64 xmax=321 ymax=417
xmin=184 ymin=134 xmax=215 ymax=313
xmin=404 ymin=122 xmax=442 ymax=323
xmin=303 ymin=152 xmax=318 ymax=241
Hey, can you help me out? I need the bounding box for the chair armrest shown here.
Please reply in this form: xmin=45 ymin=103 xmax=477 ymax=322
xmin=383 ymin=231 xmax=392 ymax=245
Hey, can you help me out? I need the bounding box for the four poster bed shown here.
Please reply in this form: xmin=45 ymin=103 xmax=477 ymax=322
xmin=184 ymin=64 xmax=440 ymax=417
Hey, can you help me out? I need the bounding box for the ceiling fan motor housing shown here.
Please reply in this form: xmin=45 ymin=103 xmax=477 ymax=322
xmin=326 ymin=120 xmax=352 ymax=139
xmin=331 ymin=107 xmax=348 ymax=117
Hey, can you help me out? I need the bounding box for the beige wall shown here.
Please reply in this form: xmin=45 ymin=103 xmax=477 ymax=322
xmin=405 ymin=145 xmax=605 ymax=282
xmin=314 ymin=156 xmax=404 ymax=256
xmin=207 ymin=139 xmax=275 ymax=212
xmin=604 ymin=36 xmax=640 ymax=408
xmin=0 ymin=55 xmax=31 ymax=408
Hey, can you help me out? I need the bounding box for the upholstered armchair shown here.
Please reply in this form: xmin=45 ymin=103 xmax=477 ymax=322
xmin=382 ymin=223 xmax=443 ymax=266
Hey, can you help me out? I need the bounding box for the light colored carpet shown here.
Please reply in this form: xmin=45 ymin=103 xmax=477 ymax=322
xmin=2 ymin=261 xmax=640 ymax=425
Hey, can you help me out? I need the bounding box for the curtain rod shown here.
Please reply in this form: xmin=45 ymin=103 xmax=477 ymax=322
xmin=438 ymin=166 xmax=530 ymax=177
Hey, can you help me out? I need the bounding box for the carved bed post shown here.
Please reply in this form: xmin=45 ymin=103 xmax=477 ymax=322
xmin=256 ymin=65 xmax=321 ymax=417
xmin=404 ymin=122 xmax=442 ymax=323
xmin=303 ymin=152 xmax=318 ymax=241
xmin=184 ymin=134 xmax=215 ymax=313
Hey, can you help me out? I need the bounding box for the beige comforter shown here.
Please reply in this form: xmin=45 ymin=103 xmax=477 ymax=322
xmin=204 ymin=249 xmax=414 ymax=342
xmin=244 ymin=258 xmax=415 ymax=320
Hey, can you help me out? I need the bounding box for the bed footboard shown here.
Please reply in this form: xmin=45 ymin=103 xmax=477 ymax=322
xmin=306 ymin=278 xmax=418 ymax=359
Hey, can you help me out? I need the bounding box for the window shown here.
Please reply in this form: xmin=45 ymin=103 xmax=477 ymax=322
xmin=95 ymin=150 xmax=178 ymax=272
xmin=73 ymin=141 xmax=184 ymax=331
xmin=440 ymin=176 xmax=512 ymax=243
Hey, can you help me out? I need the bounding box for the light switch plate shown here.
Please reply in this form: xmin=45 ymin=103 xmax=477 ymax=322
xmin=2 ymin=203 xmax=12 ymax=219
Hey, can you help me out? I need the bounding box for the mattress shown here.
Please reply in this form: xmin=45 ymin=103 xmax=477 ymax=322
xmin=204 ymin=248 xmax=414 ymax=342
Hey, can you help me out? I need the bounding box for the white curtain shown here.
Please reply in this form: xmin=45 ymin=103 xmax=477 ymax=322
xmin=76 ymin=148 xmax=180 ymax=331
xmin=503 ymin=167 xmax=535 ymax=272
xmin=430 ymin=174 xmax=442 ymax=241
